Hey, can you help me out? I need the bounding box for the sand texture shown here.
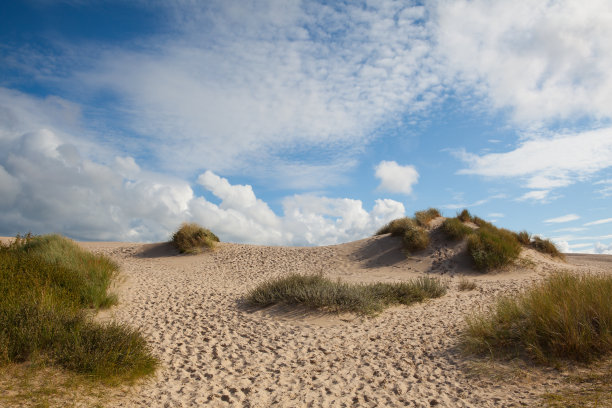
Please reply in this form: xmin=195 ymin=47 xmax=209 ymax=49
xmin=3 ymin=230 xmax=612 ymax=407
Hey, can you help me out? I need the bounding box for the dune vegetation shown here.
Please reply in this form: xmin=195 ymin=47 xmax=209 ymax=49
xmin=375 ymin=208 xmax=440 ymax=253
xmin=0 ymin=234 xmax=157 ymax=382
xmin=172 ymin=222 xmax=220 ymax=254
xmin=463 ymin=271 xmax=612 ymax=364
xmin=246 ymin=273 xmax=447 ymax=316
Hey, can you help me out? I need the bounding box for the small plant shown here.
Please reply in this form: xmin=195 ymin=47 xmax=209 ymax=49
xmin=472 ymin=216 xmax=493 ymax=228
xmin=414 ymin=208 xmax=441 ymax=227
xmin=246 ymin=274 xmax=446 ymax=315
xmin=441 ymin=218 xmax=474 ymax=240
xmin=375 ymin=217 xmax=430 ymax=253
xmin=172 ymin=222 xmax=219 ymax=254
xmin=458 ymin=278 xmax=477 ymax=291
xmin=530 ymin=236 xmax=564 ymax=259
xmin=467 ymin=225 xmax=522 ymax=270
xmin=463 ymin=271 xmax=612 ymax=363
xmin=515 ymin=230 xmax=531 ymax=245
xmin=457 ymin=209 xmax=472 ymax=222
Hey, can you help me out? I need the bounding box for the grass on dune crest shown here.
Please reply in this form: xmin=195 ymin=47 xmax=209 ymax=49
xmin=463 ymin=271 xmax=612 ymax=363
xmin=414 ymin=208 xmax=441 ymax=227
xmin=375 ymin=211 xmax=431 ymax=253
xmin=172 ymin=222 xmax=219 ymax=254
xmin=246 ymin=274 xmax=447 ymax=315
xmin=0 ymin=234 xmax=157 ymax=382
xmin=467 ymin=225 xmax=522 ymax=271
xmin=441 ymin=218 xmax=474 ymax=241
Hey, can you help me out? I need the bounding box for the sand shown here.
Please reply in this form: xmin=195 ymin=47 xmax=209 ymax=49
xmin=3 ymin=227 xmax=612 ymax=407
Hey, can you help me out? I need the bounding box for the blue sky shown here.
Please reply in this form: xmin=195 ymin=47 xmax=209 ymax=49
xmin=1 ymin=0 xmax=611 ymax=253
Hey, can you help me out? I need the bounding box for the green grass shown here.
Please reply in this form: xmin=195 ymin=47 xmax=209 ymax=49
xmin=414 ymin=208 xmax=441 ymax=227
xmin=375 ymin=216 xmax=430 ymax=253
xmin=530 ymin=236 xmax=565 ymax=259
xmin=0 ymin=234 xmax=157 ymax=382
xmin=467 ymin=224 xmax=522 ymax=271
xmin=246 ymin=274 xmax=447 ymax=315
xmin=463 ymin=271 xmax=612 ymax=363
xmin=457 ymin=209 xmax=472 ymax=222
xmin=172 ymin=222 xmax=219 ymax=254
xmin=441 ymin=218 xmax=474 ymax=241
xmin=514 ymin=230 xmax=531 ymax=245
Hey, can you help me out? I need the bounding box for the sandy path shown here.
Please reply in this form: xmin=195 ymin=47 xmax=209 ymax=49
xmin=67 ymin=234 xmax=607 ymax=408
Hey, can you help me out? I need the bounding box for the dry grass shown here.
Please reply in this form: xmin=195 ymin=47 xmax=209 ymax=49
xmin=458 ymin=278 xmax=477 ymax=291
xmin=172 ymin=222 xmax=219 ymax=254
xmin=414 ymin=208 xmax=441 ymax=227
xmin=441 ymin=218 xmax=474 ymax=241
xmin=467 ymin=225 xmax=522 ymax=271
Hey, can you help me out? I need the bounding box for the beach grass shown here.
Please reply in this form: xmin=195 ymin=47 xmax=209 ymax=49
xmin=458 ymin=278 xmax=477 ymax=291
xmin=375 ymin=216 xmax=430 ymax=253
xmin=246 ymin=274 xmax=446 ymax=315
xmin=172 ymin=222 xmax=219 ymax=254
xmin=441 ymin=217 xmax=474 ymax=241
xmin=414 ymin=208 xmax=441 ymax=227
xmin=463 ymin=271 xmax=612 ymax=363
xmin=467 ymin=224 xmax=522 ymax=270
xmin=0 ymin=234 xmax=157 ymax=382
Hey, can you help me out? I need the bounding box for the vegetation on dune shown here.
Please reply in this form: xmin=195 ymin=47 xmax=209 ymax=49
xmin=441 ymin=217 xmax=474 ymax=241
xmin=514 ymin=230 xmax=531 ymax=245
xmin=458 ymin=278 xmax=477 ymax=291
xmin=414 ymin=208 xmax=441 ymax=227
xmin=375 ymin=214 xmax=430 ymax=253
xmin=0 ymin=234 xmax=157 ymax=381
xmin=463 ymin=271 xmax=612 ymax=363
xmin=246 ymin=274 xmax=447 ymax=315
xmin=467 ymin=225 xmax=522 ymax=271
xmin=457 ymin=209 xmax=472 ymax=223
xmin=172 ymin=222 xmax=220 ymax=254
xmin=530 ymin=236 xmax=565 ymax=259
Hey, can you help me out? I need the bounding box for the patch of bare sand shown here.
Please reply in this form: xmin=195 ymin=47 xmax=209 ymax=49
xmin=3 ymin=230 xmax=612 ymax=407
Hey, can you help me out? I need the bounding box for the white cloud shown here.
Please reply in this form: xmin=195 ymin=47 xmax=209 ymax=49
xmin=584 ymin=217 xmax=612 ymax=226
xmin=456 ymin=128 xmax=612 ymax=196
xmin=434 ymin=0 xmax=612 ymax=125
xmin=544 ymin=214 xmax=580 ymax=224
xmin=554 ymin=227 xmax=587 ymax=233
xmin=487 ymin=213 xmax=504 ymax=218
xmin=374 ymin=160 xmax=419 ymax=195
xmin=594 ymin=242 xmax=612 ymax=255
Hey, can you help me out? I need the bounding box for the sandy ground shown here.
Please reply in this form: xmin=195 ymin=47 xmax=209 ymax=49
xmin=3 ymin=227 xmax=612 ymax=407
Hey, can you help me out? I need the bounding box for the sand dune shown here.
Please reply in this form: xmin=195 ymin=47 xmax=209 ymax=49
xmin=3 ymin=233 xmax=611 ymax=407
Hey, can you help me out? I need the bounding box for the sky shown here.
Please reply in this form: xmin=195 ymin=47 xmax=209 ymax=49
xmin=0 ymin=0 xmax=611 ymax=253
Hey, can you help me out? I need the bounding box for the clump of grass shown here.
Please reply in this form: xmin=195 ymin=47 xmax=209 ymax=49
xmin=414 ymin=208 xmax=441 ymax=227
xmin=514 ymin=230 xmax=531 ymax=245
xmin=172 ymin=222 xmax=219 ymax=254
xmin=531 ymin=236 xmax=565 ymax=259
xmin=472 ymin=216 xmax=493 ymax=228
xmin=375 ymin=217 xmax=430 ymax=253
xmin=467 ymin=225 xmax=522 ymax=270
xmin=441 ymin=218 xmax=474 ymax=240
xmin=463 ymin=271 xmax=612 ymax=363
xmin=246 ymin=274 xmax=446 ymax=315
xmin=458 ymin=278 xmax=477 ymax=291
xmin=0 ymin=235 xmax=157 ymax=381
xmin=457 ymin=209 xmax=472 ymax=222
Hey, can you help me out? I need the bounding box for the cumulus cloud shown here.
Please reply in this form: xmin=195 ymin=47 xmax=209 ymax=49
xmin=434 ymin=0 xmax=612 ymax=125
xmin=594 ymin=242 xmax=612 ymax=255
xmin=374 ymin=161 xmax=419 ymax=195
xmin=544 ymin=214 xmax=580 ymax=224
xmin=456 ymin=128 xmax=612 ymax=199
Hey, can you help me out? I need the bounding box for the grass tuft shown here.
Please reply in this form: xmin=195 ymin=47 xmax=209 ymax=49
xmin=0 ymin=234 xmax=157 ymax=382
xmin=530 ymin=236 xmax=565 ymax=259
xmin=414 ymin=208 xmax=441 ymax=227
xmin=441 ymin=218 xmax=474 ymax=241
xmin=463 ymin=271 xmax=612 ymax=363
xmin=514 ymin=230 xmax=531 ymax=245
xmin=375 ymin=217 xmax=416 ymax=236
xmin=458 ymin=278 xmax=477 ymax=291
xmin=457 ymin=209 xmax=472 ymax=222
xmin=467 ymin=225 xmax=522 ymax=270
xmin=172 ymin=222 xmax=219 ymax=254
xmin=246 ymin=274 xmax=446 ymax=315
xmin=375 ymin=217 xmax=430 ymax=253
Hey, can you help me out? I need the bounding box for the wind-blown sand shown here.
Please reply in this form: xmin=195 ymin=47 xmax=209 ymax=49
xmin=3 ymin=229 xmax=612 ymax=407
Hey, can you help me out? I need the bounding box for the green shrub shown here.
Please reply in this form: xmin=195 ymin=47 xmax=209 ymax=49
xmin=246 ymin=274 xmax=446 ymax=315
xmin=375 ymin=217 xmax=417 ymax=236
xmin=457 ymin=209 xmax=472 ymax=222
xmin=414 ymin=208 xmax=441 ymax=227
xmin=515 ymin=230 xmax=531 ymax=245
xmin=172 ymin=222 xmax=219 ymax=254
xmin=0 ymin=235 xmax=157 ymax=381
xmin=441 ymin=218 xmax=474 ymax=240
xmin=463 ymin=271 xmax=612 ymax=363
xmin=531 ymin=236 xmax=565 ymax=259
xmin=467 ymin=225 xmax=522 ymax=270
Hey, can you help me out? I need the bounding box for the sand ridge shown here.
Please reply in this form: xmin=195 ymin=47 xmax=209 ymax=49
xmin=2 ymin=234 xmax=611 ymax=407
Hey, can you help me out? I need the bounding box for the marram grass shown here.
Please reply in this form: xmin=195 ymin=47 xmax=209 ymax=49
xmin=172 ymin=222 xmax=219 ymax=254
xmin=246 ymin=274 xmax=446 ymax=315
xmin=463 ymin=271 xmax=612 ymax=363
xmin=0 ymin=234 xmax=157 ymax=381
